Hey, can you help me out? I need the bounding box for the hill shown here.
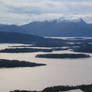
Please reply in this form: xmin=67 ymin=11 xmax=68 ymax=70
xmin=0 ymin=31 xmax=45 ymax=44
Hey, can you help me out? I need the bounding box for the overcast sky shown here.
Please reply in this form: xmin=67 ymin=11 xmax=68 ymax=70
xmin=0 ymin=0 xmax=92 ymax=25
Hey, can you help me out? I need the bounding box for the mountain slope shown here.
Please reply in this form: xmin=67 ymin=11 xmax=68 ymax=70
xmin=0 ymin=24 xmax=23 ymax=32
xmin=0 ymin=31 xmax=45 ymax=44
xmin=0 ymin=17 xmax=92 ymax=37
xmin=0 ymin=30 xmax=67 ymax=47
xmin=21 ymin=17 xmax=92 ymax=37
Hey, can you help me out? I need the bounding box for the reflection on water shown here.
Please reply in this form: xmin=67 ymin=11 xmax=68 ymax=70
xmin=0 ymin=44 xmax=92 ymax=92
xmin=45 ymin=37 xmax=92 ymax=40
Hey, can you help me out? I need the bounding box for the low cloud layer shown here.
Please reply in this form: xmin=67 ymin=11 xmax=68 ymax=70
xmin=0 ymin=0 xmax=92 ymax=25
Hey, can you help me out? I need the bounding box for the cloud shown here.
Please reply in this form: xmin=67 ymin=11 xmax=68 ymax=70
xmin=0 ymin=0 xmax=92 ymax=25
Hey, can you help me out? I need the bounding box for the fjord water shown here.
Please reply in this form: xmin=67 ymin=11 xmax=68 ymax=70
xmin=0 ymin=44 xmax=92 ymax=92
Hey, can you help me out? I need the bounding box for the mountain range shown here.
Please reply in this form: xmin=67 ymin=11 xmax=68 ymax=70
xmin=0 ymin=17 xmax=92 ymax=37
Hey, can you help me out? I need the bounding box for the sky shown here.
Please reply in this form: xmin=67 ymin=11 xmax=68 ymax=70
xmin=0 ymin=0 xmax=92 ymax=25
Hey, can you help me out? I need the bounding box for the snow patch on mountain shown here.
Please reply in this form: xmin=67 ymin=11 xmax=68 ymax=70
xmin=57 ymin=16 xmax=84 ymax=23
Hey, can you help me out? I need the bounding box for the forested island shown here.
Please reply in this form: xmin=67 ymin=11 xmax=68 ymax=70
xmin=36 ymin=53 xmax=90 ymax=59
xmin=10 ymin=84 xmax=92 ymax=92
xmin=0 ymin=59 xmax=46 ymax=68
xmin=0 ymin=48 xmax=53 ymax=53
xmin=72 ymin=44 xmax=92 ymax=53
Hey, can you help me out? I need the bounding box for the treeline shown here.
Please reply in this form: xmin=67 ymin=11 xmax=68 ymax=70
xmin=10 ymin=84 xmax=92 ymax=92
xmin=36 ymin=53 xmax=90 ymax=59
xmin=0 ymin=48 xmax=53 ymax=53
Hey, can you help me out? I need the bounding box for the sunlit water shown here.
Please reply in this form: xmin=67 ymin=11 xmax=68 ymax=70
xmin=45 ymin=37 xmax=92 ymax=40
xmin=0 ymin=44 xmax=92 ymax=92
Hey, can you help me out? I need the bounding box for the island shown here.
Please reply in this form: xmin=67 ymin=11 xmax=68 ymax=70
xmin=10 ymin=84 xmax=92 ymax=92
xmin=36 ymin=53 xmax=90 ymax=59
xmin=73 ymin=45 xmax=92 ymax=53
xmin=0 ymin=59 xmax=46 ymax=68
xmin=0 ymin=48 xmax=53 ymax=53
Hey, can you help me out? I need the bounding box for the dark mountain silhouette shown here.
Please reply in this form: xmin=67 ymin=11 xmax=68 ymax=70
xmin=0 ymin=31 xmax=66 ymax=47
xmin=0 ymin=31 xmax=45 ymax=44
xmin=0 ymin=24 xmax=22 ymax=32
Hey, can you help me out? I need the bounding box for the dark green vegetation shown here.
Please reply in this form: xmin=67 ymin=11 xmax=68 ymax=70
xmin=10 ymin=84 xmax=92 ymax=92
xmin=0 ymin=59 xmax=45 ymax=68
xmin=36 ymin=53 xmax=90 ymax=59
xmin=0 ymin=48 xmax=53 ymax=53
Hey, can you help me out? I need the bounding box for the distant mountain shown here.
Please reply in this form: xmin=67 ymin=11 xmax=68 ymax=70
xmin=0 ymin=24 xmax=22 ymax=32
xmin=0 ymin=17 xmax=92 ymax=37
xmin=21 ymin=17 xmax=92 ymax=37
xmin=57 ymin=16 xmax=85 ymax=23
xmin=0 ymin=31 xmax=45 ymax=44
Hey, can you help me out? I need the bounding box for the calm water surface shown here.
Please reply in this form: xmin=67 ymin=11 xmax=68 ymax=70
xmin=0 ymin=44 xmax=92 ymax=92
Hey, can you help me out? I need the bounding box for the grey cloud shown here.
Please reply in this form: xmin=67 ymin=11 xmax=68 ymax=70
xmin=0 ymin=0 xmax=92 ymax=25
xmin=51 ymin=0 xmax=92 ymax=2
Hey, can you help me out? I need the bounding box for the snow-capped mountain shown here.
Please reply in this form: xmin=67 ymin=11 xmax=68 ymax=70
xmin=0 ymin=17 xmax=92 ymax=37
xmin=57 ymin=16 xmax=85 ymax=23
xmin=21 ymin=17 xmax=92 ymax=37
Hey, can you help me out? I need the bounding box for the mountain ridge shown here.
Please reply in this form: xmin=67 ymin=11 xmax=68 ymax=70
xmin=21 ymin=17 xmax=92 ymax=37
xmin=0 ymin=31 xmax=45 ymax=44
xmin=0 ymin=17 xmax=92 ymax=37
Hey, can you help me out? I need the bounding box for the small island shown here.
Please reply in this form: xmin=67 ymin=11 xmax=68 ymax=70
xmin=0 ymin=48 xmax=53 ymax=53
xmin=73 ymin=45 xmax=92 ymax=53
xmin=0 ymin=59 xmax=46 ymax=68
xmin=36 ymin=53 xmax=90 ymax=59
xmin=10 ymin=84 xmax=92 ymax=92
